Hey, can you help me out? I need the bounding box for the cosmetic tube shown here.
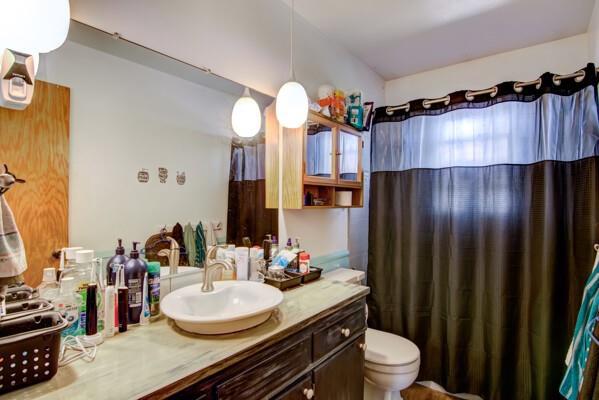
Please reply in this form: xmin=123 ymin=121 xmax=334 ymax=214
xmin=140 ymin=273 xmax=150 ymax=326
xmin=85 ymin=283 xmax=98 ymax=336
xmin=117 ymin=268 xmax=128 ymax=333
xmin=104 ymin=285 xmax=115 ymax=337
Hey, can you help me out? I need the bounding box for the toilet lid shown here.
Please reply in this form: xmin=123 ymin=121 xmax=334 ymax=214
xmin=365 ymin=328 xmax=420 ymax=366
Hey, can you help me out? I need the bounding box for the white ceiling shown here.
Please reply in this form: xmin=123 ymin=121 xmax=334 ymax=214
xmin=282 ymin=0 xmax=596 ymax=80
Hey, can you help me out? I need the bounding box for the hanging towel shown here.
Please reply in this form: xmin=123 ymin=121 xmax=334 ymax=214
xmin=183 ymin=223 xmax=197 ymax=267
xmin=560 ymin=247 xmax=599 ymax=399
xmin=171 ymin=223 xmax=188 ymax=265
xmin=0 ymin=196 xmax=27 ymax=278
xmin=195 ymin=222 xmax=207 ymax=267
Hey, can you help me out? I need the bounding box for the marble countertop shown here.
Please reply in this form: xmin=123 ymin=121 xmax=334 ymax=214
xmin=3 ymin=279 xmax=369 ymax=400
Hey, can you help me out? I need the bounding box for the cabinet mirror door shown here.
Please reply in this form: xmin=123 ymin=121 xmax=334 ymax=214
xmin=305 ymin=120 xmax=335 ymax=181
xmin=338 ymin=130 xmax=361 ymax=183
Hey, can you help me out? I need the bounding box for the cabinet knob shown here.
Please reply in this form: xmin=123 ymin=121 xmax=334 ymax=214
xmin=341 ymin=328 xmax=351 ymax=337
xmin=303 ymin=388 xmax=314 ymax=399
xmin=359 ymin=343 xmax=367 ymax=351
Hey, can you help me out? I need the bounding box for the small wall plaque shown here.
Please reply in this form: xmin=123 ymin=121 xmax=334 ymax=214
xmin=158 ymin=167 xmax=168 ymax=183
xmin=176 ymin=171 xmax=186 ymax=185
xmin=137 ymin=168 xmax=149 ymax=183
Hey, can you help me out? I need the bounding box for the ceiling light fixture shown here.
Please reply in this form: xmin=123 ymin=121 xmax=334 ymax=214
xmin=231 ymin=87 xmax=262 ymax=138
xmin=275 ymin=0 xmax=308 ymax=129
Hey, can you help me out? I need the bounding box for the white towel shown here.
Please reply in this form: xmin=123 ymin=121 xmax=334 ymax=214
xmin=0 ymin=196 xmax=27 ymax=278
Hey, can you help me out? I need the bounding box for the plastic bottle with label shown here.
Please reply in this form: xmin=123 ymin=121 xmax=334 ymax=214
xmin=124 ymin=242 xmax=147 ymax=324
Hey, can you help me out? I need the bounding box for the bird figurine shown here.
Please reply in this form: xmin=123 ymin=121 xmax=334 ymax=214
xmin=0 ymin=164 xmax=25 ymax=196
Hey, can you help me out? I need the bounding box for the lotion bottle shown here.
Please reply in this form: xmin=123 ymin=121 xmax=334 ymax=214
xmin=124 ymin=242 xmax=147 ymax=324
xmin=106 ymin=239 xmax=129 ymax=286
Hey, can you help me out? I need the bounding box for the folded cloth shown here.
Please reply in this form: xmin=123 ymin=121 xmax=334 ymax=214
xmin=0 ymin=196 xmax=27 ymax=278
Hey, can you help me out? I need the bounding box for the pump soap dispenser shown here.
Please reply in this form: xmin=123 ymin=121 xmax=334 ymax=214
xmin=106 ymin=239 xmax=129 ymax=286
xmin=124 ymin=241 xmax=147 ymax=324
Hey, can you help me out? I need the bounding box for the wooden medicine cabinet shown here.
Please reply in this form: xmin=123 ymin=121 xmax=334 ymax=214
xmin=265 ymin=104 xmax=364 ymax=209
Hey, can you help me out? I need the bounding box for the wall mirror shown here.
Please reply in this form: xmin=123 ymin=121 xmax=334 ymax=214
xmin=1 ymin=21 xmax=277 ymax=286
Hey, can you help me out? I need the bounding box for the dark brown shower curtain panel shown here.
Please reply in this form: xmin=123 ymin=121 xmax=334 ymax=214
xmin=368 ymin=64 xmax=599 ymax=399
xmin=227 ymin=138 xmax=277 ymax=246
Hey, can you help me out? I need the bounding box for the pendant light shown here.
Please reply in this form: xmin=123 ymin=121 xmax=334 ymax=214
xmin=231 ymin=87 xmax=262 ymax=137
xmin=1 ymin=0 xmax=70 ymax=55
xmin=276 ymin=0 xmax=309 ymax=129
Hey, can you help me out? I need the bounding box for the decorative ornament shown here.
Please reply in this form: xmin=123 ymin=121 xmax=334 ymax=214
xmin=176 ymin=171 xmax=186 ymax=185
xmin=137 ymin=168 xmax=149 ymax=183
xmin=158 ymin=167 xmax=168 ymax=184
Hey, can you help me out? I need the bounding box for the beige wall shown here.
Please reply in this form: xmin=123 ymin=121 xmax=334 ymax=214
xmin=385 ymin=34 xmax=590 ymax=105
xmin=38 ymin=41 xmax=234 ymax=252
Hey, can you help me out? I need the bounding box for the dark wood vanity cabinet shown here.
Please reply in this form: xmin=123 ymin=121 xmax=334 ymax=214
xmin=168 ymin=297 xmax=366 ymax=400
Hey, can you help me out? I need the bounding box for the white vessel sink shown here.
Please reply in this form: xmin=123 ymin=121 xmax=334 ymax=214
xmin=160 ymin=281 xmax=283 ymax=335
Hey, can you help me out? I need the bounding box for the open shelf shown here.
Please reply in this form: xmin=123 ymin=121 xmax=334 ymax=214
xmin=303 ymin=184 xmax=363 ymax=208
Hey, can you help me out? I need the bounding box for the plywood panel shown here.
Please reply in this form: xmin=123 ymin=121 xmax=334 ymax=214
xmin=0 ymin=81 xmax=70 ymax=286
xmin=282 ymin=124 xmax=304 ymax=209
xmin=264 ymin=102 xmax=279 ymax=209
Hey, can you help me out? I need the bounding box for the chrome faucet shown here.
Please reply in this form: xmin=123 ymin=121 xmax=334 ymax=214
xmin=201 ymin=246 xmax=234 ymax=292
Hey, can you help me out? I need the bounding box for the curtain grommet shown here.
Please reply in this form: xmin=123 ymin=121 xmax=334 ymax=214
xmin=552 ymin=75 xmax=561 ymax=86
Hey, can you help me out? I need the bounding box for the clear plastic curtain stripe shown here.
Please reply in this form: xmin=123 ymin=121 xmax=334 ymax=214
xmin=372 ymin=86 xmax=599 ymax=172
xmin=306 ymin=130 xmax=332 ymax=175
xmin=231 ymin=142 xmax=266 ymax=182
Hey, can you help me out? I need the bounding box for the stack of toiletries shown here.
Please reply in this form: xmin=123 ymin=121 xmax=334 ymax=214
xmin=37 ymin=240 xmax=155 ymax=345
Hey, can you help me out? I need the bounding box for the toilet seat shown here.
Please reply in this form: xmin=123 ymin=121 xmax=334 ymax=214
xmin=365 ymin=328 xmax=420 ymax=368
xmin=366 ymin=359 xmax=420 ymax=374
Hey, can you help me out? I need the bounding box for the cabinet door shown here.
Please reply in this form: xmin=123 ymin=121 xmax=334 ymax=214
xmin=337 ymin=129 xmax=362 ymax=185
xmin=304 ymin=116 xmax=337 ymax=185
xmin=313 ymin=336 xmax=365 ymax=400
xmin=273 ymin=375 xmax=313 ymax=400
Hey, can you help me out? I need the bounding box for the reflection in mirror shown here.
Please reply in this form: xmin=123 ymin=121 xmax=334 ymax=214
xmin=339 ymin=131 xmax=360 ymax=181
xmin=2 ymin=21 xmax=276 ymax=286
xmin=306 ymin=121 xmax=333 ymax=178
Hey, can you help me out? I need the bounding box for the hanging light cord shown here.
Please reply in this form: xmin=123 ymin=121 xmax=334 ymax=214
xmin=290 ymin=0 xmax=295 ymax=80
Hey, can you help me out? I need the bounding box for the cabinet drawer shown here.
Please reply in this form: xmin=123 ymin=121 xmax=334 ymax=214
xmin=313 ymin=302 xmax=365 ymax=360
xmin=216 ymin=337 xmax=311 ymax=400
xmin=272 ymin=375 xmax=313 ymax=400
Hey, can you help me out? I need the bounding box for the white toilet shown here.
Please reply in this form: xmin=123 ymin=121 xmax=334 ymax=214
xmin=323 ymin=268 xmax=421 ymax=400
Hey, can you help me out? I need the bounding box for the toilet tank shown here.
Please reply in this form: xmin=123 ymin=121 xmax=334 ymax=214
xmin=322 ymin=268 xmax=365 ymax=285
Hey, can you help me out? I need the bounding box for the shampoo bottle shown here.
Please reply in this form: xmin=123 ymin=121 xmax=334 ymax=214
xmin=124 ymin=242 xmax=147 ymax=324
xmin=106 ymin=239 xmax=129 ymax=286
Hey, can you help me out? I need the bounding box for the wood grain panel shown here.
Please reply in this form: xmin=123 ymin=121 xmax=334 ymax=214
xmin=0 ymin=80 xmax=70 ymax=287
xmin=216 ymin=337 xmax=312 ymax=399
xmin=282 ymin=124 xmax=304 ymax=209
xmin=314 ymin=335 xmax=365 ymax=400
xmin=265 ymin=102 xmax=279 ymax=209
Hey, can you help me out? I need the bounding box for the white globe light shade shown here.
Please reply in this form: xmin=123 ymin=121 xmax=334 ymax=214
xmin=1 ymin=0 xmax=70 ymax=54
xmin=231 ymin=89 xmax=262 ymax=138
xmin=276 ymin=81 xmax=309 ymax=128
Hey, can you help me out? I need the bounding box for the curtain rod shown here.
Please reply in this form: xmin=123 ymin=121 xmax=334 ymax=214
xmin=386 ymin=67 xmax=599 ymax=115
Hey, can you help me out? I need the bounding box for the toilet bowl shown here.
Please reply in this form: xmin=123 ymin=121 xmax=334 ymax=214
xmin=322 ymin=269 xmax=420 ymax=400
xmin=364 ymin=328 xmax=420 ymax=400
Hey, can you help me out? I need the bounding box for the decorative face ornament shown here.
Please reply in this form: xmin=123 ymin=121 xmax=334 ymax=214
xmin=0 ymin=164 xmax=25 ymax=196
xmin=176 ymin=171 xmax=186 ymax=185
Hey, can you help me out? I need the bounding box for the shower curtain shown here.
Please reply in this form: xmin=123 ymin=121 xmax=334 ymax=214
xmin=368 ymin=63 xmax=599 ymax=399
xmin=227 ymin=138 xmax=277 ymax=246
